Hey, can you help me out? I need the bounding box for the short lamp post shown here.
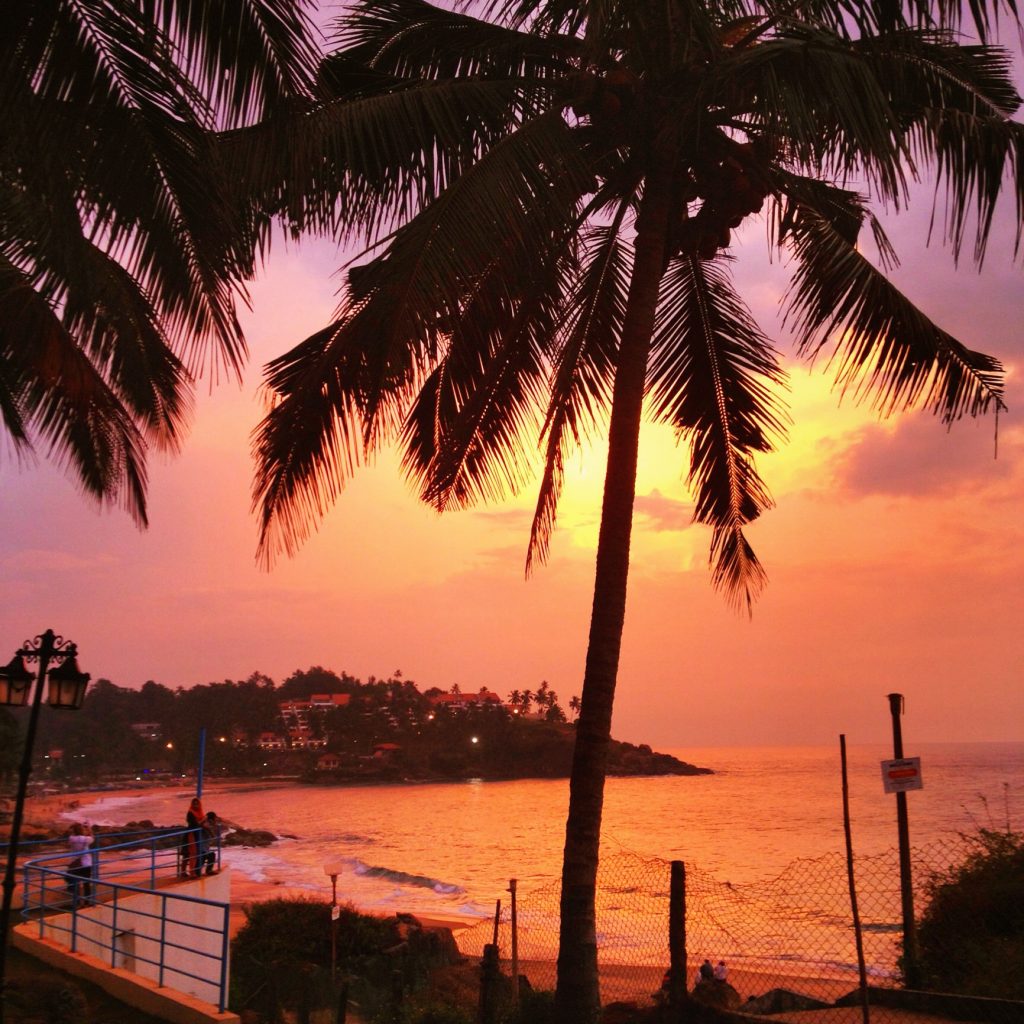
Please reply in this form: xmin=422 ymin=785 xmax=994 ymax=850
xmin=0 ymin=630 xmax=90 ymax=1024
xmin=324 ymin=861 xmax=345 ymax=982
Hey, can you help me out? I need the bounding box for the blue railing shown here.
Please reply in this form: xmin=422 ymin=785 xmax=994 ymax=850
xmin=16 ymin=828 xmax=229 ymax=1012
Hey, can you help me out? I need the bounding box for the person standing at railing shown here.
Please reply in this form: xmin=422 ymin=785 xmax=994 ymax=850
xmin=200 ymin=811 xmax=221 ymax=875
xmin=185 ymin=796 xmax=205 ymax=878
xmin=66 ymin=822 xmax=93 ymax=907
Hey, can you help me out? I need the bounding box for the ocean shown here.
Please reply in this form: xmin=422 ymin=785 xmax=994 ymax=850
xmin=67 ymin=741 xmax=1023 ymax=931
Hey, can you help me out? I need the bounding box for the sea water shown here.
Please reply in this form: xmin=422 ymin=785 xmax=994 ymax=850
xmin=67 ymin=742 xmax=1023 ymax=930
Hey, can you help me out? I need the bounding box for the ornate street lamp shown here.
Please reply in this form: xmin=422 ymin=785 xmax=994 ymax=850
xmin=0 ymin=630 xmax=90 ymax=1024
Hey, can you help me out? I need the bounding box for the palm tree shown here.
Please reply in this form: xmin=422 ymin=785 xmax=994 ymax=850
xmin=241 ymin=1 xmax=1020 ymax=1019
xmin=569 ymin=695 xmax=582 ymax=722
xmin=1 ymin=0 xmax=318 ymax=522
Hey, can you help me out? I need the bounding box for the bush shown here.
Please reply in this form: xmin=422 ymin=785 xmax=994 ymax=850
xmin=914 ymin=828 xmax=1024 ymax=999
xmin=231 ymin=897 xmax=397 ymax=1019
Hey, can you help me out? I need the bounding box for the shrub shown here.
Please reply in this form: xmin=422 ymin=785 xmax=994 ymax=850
xmin=914 ymin=828 xmax=1024 ymax=999
xmin=231 ymin=897 xmax=396 ymax=1018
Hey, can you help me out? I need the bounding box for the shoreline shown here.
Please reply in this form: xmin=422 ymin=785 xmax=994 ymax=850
xmin=11 ymin=782 xmax=880 ymax=1011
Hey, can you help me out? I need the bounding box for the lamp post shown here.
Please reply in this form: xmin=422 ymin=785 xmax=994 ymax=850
xmin=0 ymin=630 xmax=90 ymax=1024
xmin=323 ymin=861 xmax=345 ymax=982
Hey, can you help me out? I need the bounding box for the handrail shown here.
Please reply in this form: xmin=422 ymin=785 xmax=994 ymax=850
xmin=18 ymin=828 xmax=229 ymax=1012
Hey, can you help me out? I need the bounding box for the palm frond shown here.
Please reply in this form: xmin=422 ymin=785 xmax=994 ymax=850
xmin=141 ymin=0 xmax=320 ymax=126
xmin=401 ymin=276 xmax=555 ymax=513
xmin=252 ymin=307 xmax=392 ymax=566
xmin=527 ymin=212 xmax=632 ymax=572
xmin=331 ymin=0 xmax=579 ymax=82
xmin=778 ymin=184 xmax=1005 ymax=420
xmin=0 ymin=256 xmax=149 ymax=524
xmin=649 ymin=254 xmax=787 ymax=609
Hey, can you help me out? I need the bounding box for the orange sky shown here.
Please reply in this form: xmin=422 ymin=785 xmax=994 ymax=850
xmin=2 ymin=190 xmax=1022 ymax=749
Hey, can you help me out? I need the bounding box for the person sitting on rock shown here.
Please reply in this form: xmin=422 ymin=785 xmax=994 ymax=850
xmin=714 ymin=960 xmax=728 ymax=981
xmin=699 ymin=959 xmax=715 ymax=982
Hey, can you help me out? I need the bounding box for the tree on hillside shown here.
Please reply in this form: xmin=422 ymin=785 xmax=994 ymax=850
xmin=1 ymin=0 xmax=318 ymax=520
xmin=237 ymin=1 xmax=1020 ymax=1019
xmin=569 ymin=696 xmax=582 ymax=722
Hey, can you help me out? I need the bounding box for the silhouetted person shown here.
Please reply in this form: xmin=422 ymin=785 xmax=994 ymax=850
xmin=200 ymin=811 xmax=220 ymax=875
xmin=66 ymin=822 xmax=93 ymax=906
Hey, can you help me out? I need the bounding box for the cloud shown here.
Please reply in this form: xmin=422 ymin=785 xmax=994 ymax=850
xmin=633 ymin=489 xmax=694 ymax=531
xmin=833 ymin=389 xmax=1021 ymax=499
xmin=1 ymin=548 xmax=117 ymax=574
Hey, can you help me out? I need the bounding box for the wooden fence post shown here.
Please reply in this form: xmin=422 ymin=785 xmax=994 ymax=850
xmin=478 ymin=943 xmax=501 ymax=1024
xmin=669 ymin=859 xmax=688 ymax=1012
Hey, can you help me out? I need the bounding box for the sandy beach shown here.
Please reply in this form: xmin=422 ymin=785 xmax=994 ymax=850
xmin=1 ymin=777 xmax=295 ymax=839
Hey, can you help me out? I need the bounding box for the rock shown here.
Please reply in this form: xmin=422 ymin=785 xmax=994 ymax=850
xmin=601 ymin=1001 xmax=645 ymax=1023
xmin=224 ymin=827 xmax=277 ymax=847
xmin=742 ymin=988 xmax=833 ymax=1014
xmin=692 ymin=978 xmax=742 ymax=1010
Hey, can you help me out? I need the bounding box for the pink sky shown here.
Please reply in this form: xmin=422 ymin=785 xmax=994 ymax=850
xmin=3 ymin=75 xmax=1023 ymax=751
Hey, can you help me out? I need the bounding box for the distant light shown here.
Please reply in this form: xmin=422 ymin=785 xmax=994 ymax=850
xmin=165 ymin=742 xmax=173 ymax=749
xmin=135 ymin=776 xmax=141 ymax=781
xmin=471 ymin=736 xmax=479 ymax=744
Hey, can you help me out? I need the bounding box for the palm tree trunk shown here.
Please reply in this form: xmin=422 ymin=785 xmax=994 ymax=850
xmin=555 ymin=165 xmax=677 ymax=1024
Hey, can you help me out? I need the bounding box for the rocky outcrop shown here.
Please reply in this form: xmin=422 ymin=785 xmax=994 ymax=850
xmin=692 ymin=978 xmax=743 ymax=1010
xmin=741 ymin=988 xmax=833 ymax=1014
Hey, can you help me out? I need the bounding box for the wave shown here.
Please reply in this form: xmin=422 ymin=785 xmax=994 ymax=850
xmin=347 ymin=858 xmax=465 ymax=895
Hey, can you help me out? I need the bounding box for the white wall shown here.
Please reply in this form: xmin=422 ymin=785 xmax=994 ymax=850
xmin=38 ymin=870 xmax=232 ymax=1007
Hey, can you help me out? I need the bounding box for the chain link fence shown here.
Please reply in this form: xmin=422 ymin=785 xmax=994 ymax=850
xmin=456 ymin=838 xmax=1023 ymax=1022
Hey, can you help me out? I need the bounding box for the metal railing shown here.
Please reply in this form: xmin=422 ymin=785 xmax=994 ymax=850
xmin=15 ymin=828 xmax=230 ymax=1012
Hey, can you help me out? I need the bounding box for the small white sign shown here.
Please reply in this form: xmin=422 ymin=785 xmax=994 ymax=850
xmin=331 ymin=905 xmax=341 ymax=921
xmin=881 ymin=757 xmax=923 ymax=794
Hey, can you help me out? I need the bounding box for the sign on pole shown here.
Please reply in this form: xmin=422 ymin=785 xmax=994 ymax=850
xmin=881 ymin=756 xmax=923 ymax=794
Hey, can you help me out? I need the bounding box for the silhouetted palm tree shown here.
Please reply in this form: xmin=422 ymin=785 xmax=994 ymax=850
xmin=241 ymin=1 xmax=1019 ymax=1019
xmin=1 ymin=0 xmax=318 ymax=521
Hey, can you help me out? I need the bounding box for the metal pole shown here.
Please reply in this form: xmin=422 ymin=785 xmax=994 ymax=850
xmin=330 ymin=874 xmax=338 ymax=983
xmin=508 ymin=879 xmax=519 ymax=1006
xmin=840 ymin=736 xmax=870 ymax=1024
xmin=887 ymin=693 xmax=919 ymax=988
xmin=197 ymin=727 xmax=206 ymax=799
xmin=0 ymin=631 xmax=57 ymax=1024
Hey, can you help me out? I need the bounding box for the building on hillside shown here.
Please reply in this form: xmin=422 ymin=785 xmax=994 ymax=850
xmin=287 ymin=726 xmax=327 ymax=750
xmin=427 ymin=689 xmax=504 ymax=713
xmin=280 ymin=693 xmax=350 ymax=728
xmin=130 ymin=722 xmax=163 ymax=741
xmin=256 ymin=732 xmax=286 ymax=751
xmin=310 ymin=693 xmax=350 ymax=710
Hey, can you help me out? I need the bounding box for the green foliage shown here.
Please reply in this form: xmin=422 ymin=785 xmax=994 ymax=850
xmin=915 ymin=829 xmax=1024 ymax=999
xmin=386 ymin=1004 xmax=474 ymax=1024
xmin=41 ymin=982 xmax=89 ymax=1024
xmin=231 ymin=897 xmax=397 ymax=1016
xmin=506 ymin=989 xmax=557 ymax=1024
